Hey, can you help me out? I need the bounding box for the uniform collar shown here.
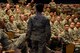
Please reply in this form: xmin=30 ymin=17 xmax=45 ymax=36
xmin=36 ymin=12 xmax=42 ymax=15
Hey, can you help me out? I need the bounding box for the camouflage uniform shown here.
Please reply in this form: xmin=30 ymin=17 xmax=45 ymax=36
xmin=53 ymin=20 xmax=63 ymax=33
xmin=14 ymin=13 xmax=20 ymax=21
xmin=60 ymin=30 xmax=73 ymax=43
xmin=27 ymin=12 xmax=51 ymax=53
xmin=24 ymin=8 xmax=30 ymax=16
xmin=7 ymin=0 xmax=13 ymax=4
xmin=3 ymin=14 xmax=9 ymax=23
xmin=62 ymin=19 xmax=70 ymax=26
xmin=19 ymin=0 xmax=27 ymax=4
xmin=6 ymin=21 xmax=18 ymax=32
xmin=4 ymin=9 xmax=13 ymax=15
xmin=74 ymin=18 xmax=78 ymax=23
xmin=74 ymin=27 xmax=80 ymax=38
xmin=60 ymin=13 xmax=67 ymax=20
xmin=44 ymin=11 xmax=51 ymax=20
xmin=0 ymin=29 xmax=10 ymax=50
xmin=17 ymin=20 xmax=27 ymax=33
xmin=0 ymin=8 xmax=5 ymax=21
xmin=68 ymin=28 xmax=76 ymax=41
xmin=49 ymin=2 xmax=56 ymax=9
xmin=50 ymin=21 xmax=55 ymax=38
xmin=0 ymin=24 xmax=27 ymax=53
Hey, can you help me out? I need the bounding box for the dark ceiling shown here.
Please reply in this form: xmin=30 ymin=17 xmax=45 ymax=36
xmin=0 ymin=0 xmax=80 ymax=4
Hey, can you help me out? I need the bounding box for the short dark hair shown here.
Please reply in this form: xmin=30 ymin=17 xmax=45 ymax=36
xmin=36 ymin=3 xmax=44 ymax=12
xmin=50 ymin=8 xmax=57 ymax=13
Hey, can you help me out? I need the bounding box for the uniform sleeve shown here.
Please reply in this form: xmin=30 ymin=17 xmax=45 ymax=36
xmin=6 ymin=23 xmax=13 ymax=32
xmin=26 ymin=18 xmax=32 ymax=38
xmin=1 ymin=32 xmax=10 ymax=50
xmin=45 ymin=19 xmax=51 ymax=41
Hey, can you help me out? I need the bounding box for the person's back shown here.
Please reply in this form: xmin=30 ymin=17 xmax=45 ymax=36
xmin=30 ymin=13 xmax=50 ymax=41
xmin=27 ymin=3 xmax=51 ymax=53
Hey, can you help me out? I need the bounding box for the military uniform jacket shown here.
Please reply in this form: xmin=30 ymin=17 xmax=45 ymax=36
xmin=27 ymin=13 xmax=51 ymax=42
xmin=6 ymin=21 xmax=17 ymax=32
xmin=0 ymin=29 xmax=10 ymax=50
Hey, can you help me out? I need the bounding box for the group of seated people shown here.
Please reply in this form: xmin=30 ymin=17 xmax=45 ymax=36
xmin=0 ymin=0 xmax=80 ymax=53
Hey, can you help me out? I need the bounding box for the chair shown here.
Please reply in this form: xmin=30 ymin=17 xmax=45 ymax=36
xmin=66 ymin=43 xmax=75 ymax=53
xmin=6 ymin=32 xmax=15 ymax=40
